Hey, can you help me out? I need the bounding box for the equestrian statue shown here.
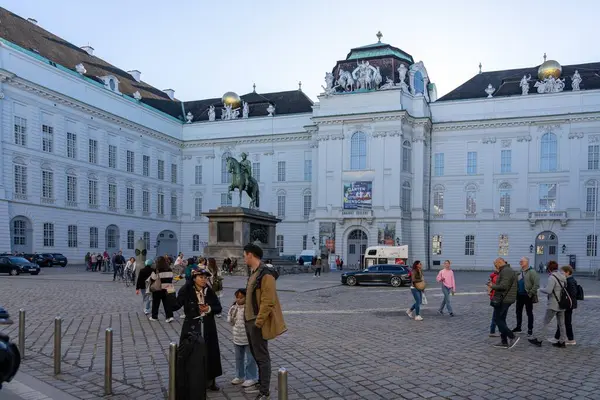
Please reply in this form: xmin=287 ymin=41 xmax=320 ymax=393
xmin=226 ymin=152 xmax=260 ymax=209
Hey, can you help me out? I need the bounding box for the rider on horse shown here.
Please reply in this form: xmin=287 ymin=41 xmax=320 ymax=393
xmin=239 ymin=152 xmax=252 ymax=189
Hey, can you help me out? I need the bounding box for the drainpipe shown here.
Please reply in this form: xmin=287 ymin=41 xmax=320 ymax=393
xmin=425 ymin=122 xmax=433 ymax=270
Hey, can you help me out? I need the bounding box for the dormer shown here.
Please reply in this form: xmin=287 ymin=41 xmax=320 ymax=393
xmin=99 ymin=75 xmax=121 ymax=94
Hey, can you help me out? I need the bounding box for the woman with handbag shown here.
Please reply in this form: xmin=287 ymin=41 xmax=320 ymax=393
xmin=149 ymin=256 xmax=175 ymax=323
xmin=406 ymin=260 xmax=426 ymax=321
xmin=207 ymin=258 xmax=223 ymax=318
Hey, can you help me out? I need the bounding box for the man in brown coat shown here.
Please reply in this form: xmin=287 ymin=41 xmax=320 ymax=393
xmin=243 ymin=243 xmax=287 ymax=400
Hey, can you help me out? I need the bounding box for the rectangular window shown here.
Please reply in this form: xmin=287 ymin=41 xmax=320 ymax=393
xmin=195 ymin=165 xmax=203 ymax=185
xmin=127 ymin=230 xmax=135 ymax=250
xmin=157 ymin=193 xmax=164 ymax=215
xmin=304 ymin=160 xmax=312 ymax=181
xmin=108 ymin=183 xmax=117 ymax=209
xmin=433 ymin=191 xmax=444 ymax=214
xmin=108 ymin=145 xmax=117 ymax=168
xmin=14 ymin=165 xmax=27 ymax=196
xmin=589 ymin=145 xmax=600 ymax=170
xmin=171 ymin=195 xmax=177 ymax=216
xmin=467 ymin=151 xmax=477 ymax=175
xmin=432 ymin=235 xmax=442 ymax=255
xmin=143 ymin=155 xmax=150 ymax=176
xmin=126 ymin=187 xmax=135 ymax=210
xmin=277 ymin=161 xmax=286 ymax=182
xmin=252 ymin=162 xmax=260 ymax=182
xmin=402 ymin=184 xmax=411 ymax=212
xmin=302 ymin=235 xmax=307 ymax=251
xmin=434 ymin=153 xmax=444 ymax=176
xmin=499 ymin=189 xmax=511 ymax=214
xmin=277 ymin=194 xmax=286 ymax=217
xmin=276 ymin=235 xmax=284 ymax=254
xmin=66 ymin=176 xmax=77 ymax=203
xmin=88 ymin=139 xmax=98 ymax=164
xmin=402 ymin=144 xmax=412 ymax=172
xmin=43 ymin=222 xmax=54 ymax=247
xmin=127 ymin=150 xmax=135 ymax=173
xmin=498 ymin=234 xmax=509 ymax=256
xmin=465 ymin=235 xmax=475 ymax=256
xmin=88 ymin=180 xmax=98 ymax=206
xmin=587 ymin=186 xmax=598 ymax=212
xmin=195 ymin=197 xmax=203 ymax=217
xmin=13 ymin=220 xmax=26 ymax=246
xmin=192 ymin=235 xmax=200 ymax=252
xmin=171 ymin=163 xmax=177 ymax=183
xmin=42 ymin=124 xmax=53 ymax=153
xmin=303 ymin=193 xmax=311 ymax=219
xmin=14 ymin=116 xmax=27 ymax=146
xmin=67 ymin=132 xmax=77 ymax=159
xmin=143 ymin=232 xmax=150 ymax=251
xmin=500 ymin=150 xmax=512 ymax=173
xmin=89 ymin=227 xmax=98 ymax=248
xmin=588 ymin=235 xmax=598 ymax=257
xmin=538 ymin=184 xmax=557 ymax=211
xmin=68 ymin=225 xmax=78 ymax=248
xmin=42 ymin=170 xmax=53 ymax=199
xmin=143 ymin=190 xmax=150 ymax=213
xmin=157 ymin=160 xmax=165 ymax=180
xmin=220 ymin=193 xmax=232 ymax=206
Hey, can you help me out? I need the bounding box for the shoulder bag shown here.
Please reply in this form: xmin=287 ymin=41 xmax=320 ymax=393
xmin=149 ymin=271 xmax=162 ymax=293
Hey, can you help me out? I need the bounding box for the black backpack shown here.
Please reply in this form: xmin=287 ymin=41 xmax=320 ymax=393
xmin=576 ymin=284 xmax=584 ymax=301
xmin=552 ymin=275 xmax=572 ymax=310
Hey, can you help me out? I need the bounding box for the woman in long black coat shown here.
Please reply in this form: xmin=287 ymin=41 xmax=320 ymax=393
xmin=176 ymin=268 xmax=223 ymax=390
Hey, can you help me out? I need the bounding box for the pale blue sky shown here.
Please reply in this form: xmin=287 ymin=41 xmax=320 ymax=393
xmin=3 ymin=0 xmax=599 ymax=101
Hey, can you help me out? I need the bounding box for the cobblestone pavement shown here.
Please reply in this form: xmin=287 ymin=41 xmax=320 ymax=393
xmin=1 ymin=266 xmax=600 ymax=399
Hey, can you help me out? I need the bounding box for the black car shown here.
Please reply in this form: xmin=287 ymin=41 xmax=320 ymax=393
xmin=341 ymin=264 xmax=411 ymax=287
xmin=0 ymin=256 xmax=40 ymax=276
xmin=51 ymin=253 xmax=68 ymax=267
xmin=23 ymin=253 xmax=53 ymax=268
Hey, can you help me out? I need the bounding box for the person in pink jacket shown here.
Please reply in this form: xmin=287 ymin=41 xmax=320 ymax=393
xmin=436 ymin=260 xmax=456 ymax=316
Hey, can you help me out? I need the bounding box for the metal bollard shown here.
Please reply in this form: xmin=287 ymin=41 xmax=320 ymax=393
xmin=18 ymin=309 xmax=25 ymax=359
xmin=104 ymin=328 xmax=113 ymax=395
xmin=278 ymin=367 xmax=288 ymax=400
xmin=168 ymin=342 xmax=177 ymax=400
xmin=53 ymin=317 xmax=61 ymax=375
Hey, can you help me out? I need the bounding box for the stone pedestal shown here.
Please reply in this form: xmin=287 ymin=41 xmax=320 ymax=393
xmin=202 ymin=207 xmax=281 ymax=273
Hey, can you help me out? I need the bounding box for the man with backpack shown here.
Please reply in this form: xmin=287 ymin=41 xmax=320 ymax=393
xmin=528 ymin=260 xmax=569 ymax=348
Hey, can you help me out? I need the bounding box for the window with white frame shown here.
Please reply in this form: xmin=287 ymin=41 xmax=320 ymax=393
xmin=67 ymin=132 xmax=77 ymax=159
xmin=302 ymin=235 xmax=307 ymax=250
xmin=277 ymin=192 xmax=286 ymax=217
xmin=88 ymin=179 xmax=98 ymax=206
xmin=171 ymin=195 xmax=178 ymax=216
xmin=14 ymin=116 xmax=27 ymax=146
xmin=432 ymin=235 xmax=442 ymax=255
xmin=466 ymin=187 xmax=477 ymax=214
xmin=108 ymin=145 xmax=117 ymax=168
xmin=350 ymin=132 xmax=367 ymax=170
xmin=304 ymin=159 xmax=312 ymax=181
xmin=465 ymin=235 xmax=475 ymax=256
xmin=127 ymin=150 xmax=135 ymax=173
xmin=157 ymin=192 xmax=165 ymax=215
xmin=277 ymin=161 xmax=286 ymax=182
xmin=303 ymin=191 xmax=311 ymax=219
xmin=143 ymin=155 xmax=150 ymax=176
xmin=158 ymin=159 xmax=165 ymax=180
xmin=540 ymin=133 xmax=558 ymax=172
xmin=126 ymin=187 xmax=135 ymax=210
xmin=42 ymin=124 xmax=53 ymax=153
xmin=13 ymin=220 xmax=26 ymax=246
xmin=90 ymin=227 xmax=98 ymax=248
xmin=171 ymin=163 xmax=177 ymax=183
xmin=499 ymin=183 xmax=511 ymax=214
xmin=586 ymin=181 xmax=598 ymax=212
xmin=195 ymin=197 xmax=203 ymax=217
xmin=401 ymin=181 xmax=411 ymax=212
xmin=89 ymin=139 xmax=98 ymax=164
xmin=142 ymin=190 xmax=150 ymax=213
xmin=434 ymin=153 xmax=444 ymax=176
xmin=43 ymin=222 xmax=54 ymax=247
xmin=127 ymin=230 xmax=135 ymax=250
xmin=498 ymin=234 xmax=509 ymax=256
xmin=433 ymin=185 xmax=444 ymax=214
xmin=66 ymin=175 xmax=77 ymax=203
xmin=587 ymin=234 xmax=598 ymax=257
xmin=221 ymin=152 xmax=231 ymax=184
xmin=252 ymin=162 xmax=260 ymax=181
xmin=14 ymin=164 xmax=27 ymax=196
xmin=195 ymin=165 xmax=203 ymax=185
xmin=108 ymin=183 xmax=117 ymax=209
xmin=538 ymin=183 xmax=557 ymax=211
xmin=589 ymin=145 xmax=600 ymax=170
xmin=220 ymin=193 xmax=232 ymax=206
xmin=106 ymin=227 xmax=117 ymax=248
xmin=467 ymin=151 xmax=477 ymax=175
xmin=42 ymin=170 xmax=53 ymax=199
xmin=192 ymin=235 xmax=200 ymax=252
xmin=68 ymin=225 xmax=78 ymax=248
xmin=500 ymin=150 xmax=512 ymax=173
xmin=402 ymin=140 xmax=412 ymax=172
xmin=143 ymin=231 xmax=150 ymax=251
xmin=276 ymin=234 xmax=284 ymax=253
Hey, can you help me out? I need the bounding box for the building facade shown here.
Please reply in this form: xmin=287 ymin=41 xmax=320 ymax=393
xmin=0 ymin=9 xmax=598 ymax=269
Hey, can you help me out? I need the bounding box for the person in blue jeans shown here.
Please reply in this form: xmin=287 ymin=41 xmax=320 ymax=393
xmin=228 ymin=289 xmax=258 ymax=388
xmin=135 ymin=259 xmax=154 ymax=315
xmin=406 ymin=260 xmax=425 ymax=321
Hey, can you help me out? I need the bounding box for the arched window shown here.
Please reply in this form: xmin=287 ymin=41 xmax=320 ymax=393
xmin=499 ymin=182 xmax=512 ymax=215
xmin=466 ymin=184 xmax=477 ymax=214
xmin=221 ymin=152 xmax=231 ymax=184
xmin=433 ymin=184 xmax=444 ymax=215
xmin=402 ymin=140 xmax=412 ymax=172
xmin=192 ymin=234 xmax=200 ymax=252
xmin=350 ymin=132 xmax=367 ymax=170
xmin=414 ymin=71 xmax=425 ymax=94
xmin=13 ymin=219 xmax=26 ymax=246
xmin=401 ymin=181 xmax=411 ymax=213
xmin=586 ymin=179 xmax=598 ymax=213
xmin=540 ymin=133 xmax=558 ymax=172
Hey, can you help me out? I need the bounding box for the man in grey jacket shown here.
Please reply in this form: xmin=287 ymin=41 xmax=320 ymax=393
xmin=528 ymin=260 xmax=568 ymax=348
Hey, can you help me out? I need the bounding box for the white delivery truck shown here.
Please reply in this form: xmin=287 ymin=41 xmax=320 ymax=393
xmin=363 ymin=245 xmax=409 ymax=267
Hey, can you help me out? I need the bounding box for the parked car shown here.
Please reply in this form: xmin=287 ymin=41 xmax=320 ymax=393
xmin=341 ymin=264 xmax=411 ymax=287
xmin=51 ymin=253 xmax=68 ymax=267
xmin=23 ymin=253 xmax=53 ymax=268
xmin=0 ymin=256 xmax=40 ymax=276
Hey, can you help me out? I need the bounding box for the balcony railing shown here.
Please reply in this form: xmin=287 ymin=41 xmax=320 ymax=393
xmin=66 ymin=201 xmax=78 ymax=208
xmin=528 ymin=211 xmax=568 ymax=227
xmin=14 ymin=193 xmax=27 ymax=201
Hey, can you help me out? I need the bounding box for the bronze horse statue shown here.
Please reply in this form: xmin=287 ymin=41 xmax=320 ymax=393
xmin=226 ymin=157 xmax=260 ymax=208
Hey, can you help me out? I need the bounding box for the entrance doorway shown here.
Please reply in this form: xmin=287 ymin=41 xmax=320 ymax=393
xmin=347 ymin=229 xmax=368 ymax=269
xmin=534 ymin=231 xmax=558 ymax=272
xmin=10 ymin=216 xmax=33 ymax=254
xmin=105 ymin=225 xmax=120 ymax=255
xmin=156 ymin=230 xmax=178 ymax=257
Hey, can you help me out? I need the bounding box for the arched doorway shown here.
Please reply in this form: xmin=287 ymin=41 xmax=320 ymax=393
xmin=105 ymin=225 xmax=120 ymax=255
xmin=10 ymin=216 xmax=33 ymax=254
xmin=535 ymin=231 xmax=558 ymax=271
xmin=156 ymin=230 xmax=178 ymax=257
xmin=347 ymin=229 xmax=368 ymax=269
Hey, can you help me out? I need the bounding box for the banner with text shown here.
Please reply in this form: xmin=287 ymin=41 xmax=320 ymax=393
xmin=343 ymin=181 xmax=373 ymax=210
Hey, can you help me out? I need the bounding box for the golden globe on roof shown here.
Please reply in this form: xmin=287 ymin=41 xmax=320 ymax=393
xmin=222 ymin=91 xmax=241 ymax=109
xmin=537 ymin=59 xmax=562 ymax=80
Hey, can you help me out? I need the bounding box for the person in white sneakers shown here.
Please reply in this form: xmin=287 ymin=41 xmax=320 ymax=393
xmin=228 ymin=289 xmax=258 ymax=389
xmin=406 ymin=260 xmax=426 ymax=321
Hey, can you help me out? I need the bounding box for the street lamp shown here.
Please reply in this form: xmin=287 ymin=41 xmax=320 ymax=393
xmin=311 ymin=236 xmax=316 ymax=245
xmin=562 ymin=244 xmax=567 ymax=254
xmin=529 ymin=244 xmax=534 ymax=254
xmin=395 ymin=237 xmax=400 ymax=246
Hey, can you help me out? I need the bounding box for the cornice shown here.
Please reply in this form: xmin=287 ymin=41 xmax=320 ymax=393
xmin=182 ymin=133 xmax=311 ymax=148
xmin=432 ymin=113 xmax=600 ymax=132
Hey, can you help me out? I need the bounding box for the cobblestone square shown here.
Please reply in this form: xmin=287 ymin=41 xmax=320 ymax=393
xmin=2 ymin=267 xmax=600 ymax=399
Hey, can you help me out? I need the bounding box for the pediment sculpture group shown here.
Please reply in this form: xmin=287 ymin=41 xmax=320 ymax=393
xmin=519 ymin=70 xmax=582 ymax=95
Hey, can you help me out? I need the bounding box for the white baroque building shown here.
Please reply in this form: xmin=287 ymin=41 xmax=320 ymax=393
xmin=0 ymin=10 xmax=598 ymax=270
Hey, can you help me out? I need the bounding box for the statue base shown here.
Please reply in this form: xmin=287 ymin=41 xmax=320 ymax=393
xmin=202 ymin=207 xmax=281 ymax=274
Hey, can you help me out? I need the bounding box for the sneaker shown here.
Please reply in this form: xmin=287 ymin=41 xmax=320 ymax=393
xmin=414 ymin=315 xmax=424 ymax=321
xmin=180 ymin=314 xmax=186 ymax=319
xmin=489 ymin=333 xmax=500 ymax=337
xmin=437 ymin=310 xmax=443 ymax=315
xmin=166 ymin=317 xmax=174 ymax=323
xmin=511 ymin=327 xmax=522 ymax=333
xmin=449 ymin=313 xmax=455 ymax=317
xmin=547 ymin=338 xmax=559 ymax=344
xmin=493 ymin=342 xmax=508 ymax=349
xmin=566 ymin=340 xmax=577 ymax=345
xmin=245 ymin=384 xmax=260 ymax=394
xmin=406 ymin=308 xmax=414 ymax=319
xmin=216 ymin=314 xmax=221 ymax=318
xmin=231 ymin=377 xmax=244 ymax=385
xmin=242 ymin=379 xmax=256 ymax=387
xmin=507 ymin=336 xmax=520 ymax=349
xmin=144 ymin=311 xmax=150 ymax=315
xmin=527 ymin=331 xmax=533 ymax=338
xmin=528 ymin=338 xmax=543 ymax=347
xmin=552 ymin=342 xmax=566 ymax=348
xmin=149 ymin=317 xmax=158 ymax=321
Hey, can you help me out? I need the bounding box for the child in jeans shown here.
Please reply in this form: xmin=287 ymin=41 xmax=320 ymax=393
xmin=488 ymin=266 xmax=500 ymax=337
xmin=227 ymin=289 xmax=258 ymax=388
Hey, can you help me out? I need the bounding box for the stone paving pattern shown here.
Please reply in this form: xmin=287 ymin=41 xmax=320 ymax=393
xmin=1 ymin=266 xmax=600 ymax=399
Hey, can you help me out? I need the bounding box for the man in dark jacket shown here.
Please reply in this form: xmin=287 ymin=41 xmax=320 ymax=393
xmin=488 ymin=258 xmax=519 ymax=349
xmin=135 ymin=259 xmax=154 ymax=315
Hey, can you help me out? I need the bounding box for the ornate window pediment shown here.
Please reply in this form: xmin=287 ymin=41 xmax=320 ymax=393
xmin=12 ymin=156 xmax=26 ymax=165
xmin=465 ymin=183 xmax=479 ymax=192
